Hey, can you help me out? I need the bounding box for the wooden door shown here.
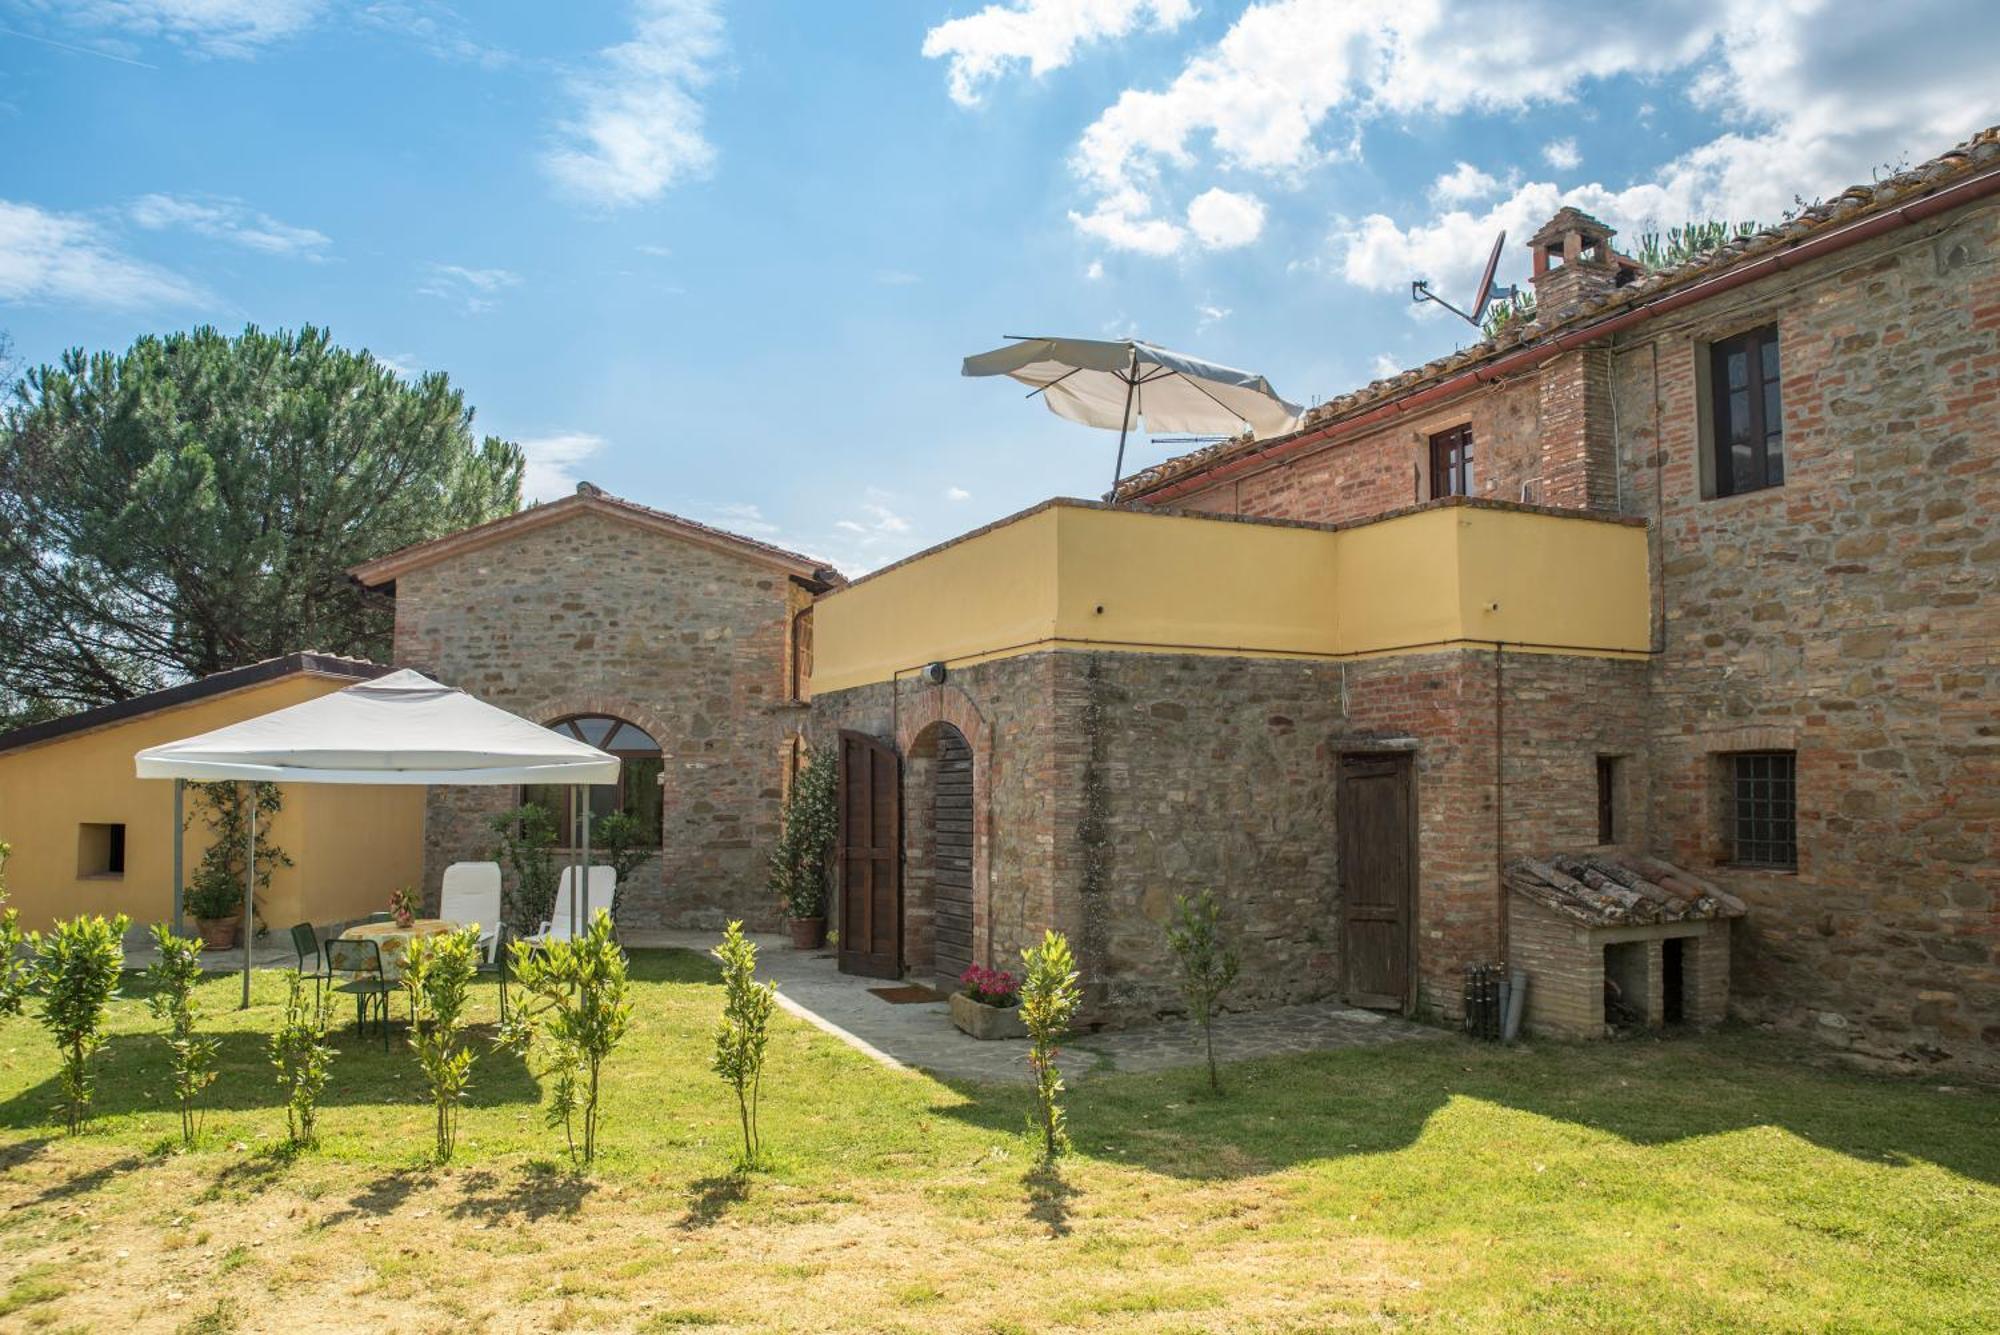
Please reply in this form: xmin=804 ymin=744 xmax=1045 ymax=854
xmin=1338 ymin=752 xmax=1414 ymax=1010
xmin=837 ymin=730 xmax=901 ymax=978
xmin=931 ymin=728 xmax=975 ymax=981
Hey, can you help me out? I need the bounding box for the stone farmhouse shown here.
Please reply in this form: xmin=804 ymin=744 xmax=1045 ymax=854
xmin=806 ymin=126 xmax=1999 ymax=1072
xmin=336 ymin=127 xmax=1995 ymax=1075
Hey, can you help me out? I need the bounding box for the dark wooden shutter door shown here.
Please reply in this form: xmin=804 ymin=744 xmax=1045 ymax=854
xmin=1338 ymin=752 xmax=1414 ymax=1010
xmin=931 ymin=728 xmax=975 ymax=981
xmin=837 ymin=730 xmax=902 ymax=979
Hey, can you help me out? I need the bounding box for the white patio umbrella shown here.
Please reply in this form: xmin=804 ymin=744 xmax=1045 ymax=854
xmin=136 ymin=670 xmax=618 ymax=1006
xmin=962 ymin=335 xmax=1303 ymax=492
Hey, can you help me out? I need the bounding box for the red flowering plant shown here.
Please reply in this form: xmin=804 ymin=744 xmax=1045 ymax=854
xmin=959 ymin=965 xmax=1019 ymax=1008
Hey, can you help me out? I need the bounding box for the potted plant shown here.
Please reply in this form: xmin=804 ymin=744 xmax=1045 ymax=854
xmin=388 ymin=885 xmax=419 ymax=929
xmin=185 ymin=864 xmax=243 ymax=948
xmin=949 ymin=964 xmax=1027 ymax=1041
xmin=769 ymin=744 xmax=836 ymax=950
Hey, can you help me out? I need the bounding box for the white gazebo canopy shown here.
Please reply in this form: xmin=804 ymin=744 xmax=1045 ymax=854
xmin=136 ymin=669 xmax=620 ymax=786
xmin=136 ymin=668 xmax=618 ymax=1005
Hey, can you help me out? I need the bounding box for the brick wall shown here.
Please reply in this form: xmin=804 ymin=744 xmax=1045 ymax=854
xmin=1615 ymin=196 xmax=2000 ymax=1068
xmin=391 ymin=508 xmax=807 ymax=930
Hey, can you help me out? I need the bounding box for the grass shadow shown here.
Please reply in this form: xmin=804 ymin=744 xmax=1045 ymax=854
xmin=675 ymin=1172 xmax=749 ymax=1231
xmin=931 ymin=1028 xmax=2000 ymax=1186
xmin=13 ymin=1153 xmax=145 ymax=1206
xmin=315 ymin=1167 xmax=430 ymax=1226
xmin=1023 ymin=1159 xmax=1075 ymax=1238
xmin=449 ymin=1161 xmax=595 ymax=1223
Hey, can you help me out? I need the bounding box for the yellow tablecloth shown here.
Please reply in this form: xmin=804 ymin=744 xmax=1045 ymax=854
xmin=336 ymin=918 xmax=458 ymax=981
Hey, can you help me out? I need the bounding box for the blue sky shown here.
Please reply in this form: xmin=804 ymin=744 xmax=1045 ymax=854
xmin=2 ymin=1 xmax=1994 ymax=573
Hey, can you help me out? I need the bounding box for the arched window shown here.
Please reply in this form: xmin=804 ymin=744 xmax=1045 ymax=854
xmin=523 ymin=715 xmax=664 ymax=849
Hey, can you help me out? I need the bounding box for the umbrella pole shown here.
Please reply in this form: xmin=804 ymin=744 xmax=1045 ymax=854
xmin=171 ymin=779 xmax=184 ymax=938
xmin=581 ymin=794 xmax=592 ymax=936
xmin=1110 ymin=368 xmax=1138 ymax=496
xmin=241 ymin=783 xmax=255 ymax=1010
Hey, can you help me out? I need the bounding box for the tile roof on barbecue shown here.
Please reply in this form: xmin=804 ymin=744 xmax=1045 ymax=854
xmin=1117 ymin=125 xmax=2000 ymax=501
xmin=1505 ymin=854 xmax=1748 ymax=928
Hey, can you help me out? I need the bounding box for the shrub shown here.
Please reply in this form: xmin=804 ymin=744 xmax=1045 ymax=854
xmin=145 ymin=924 xmax=218 ymax=1146
xmin=490 ymin=804 xmax=561 ymax=932
xmin=27 ymin=913 xmax=131 ymax=1134
xmin=271 ymin=972 xmax=336 ymax=1148
xmin=710 ymin=921 xmax=776 ymax=1168
xmin=958 ymin=965 xmax=1019 ymax=1007
xmin=0 ymin=842 xmax=30 ymax=1017
xmin=1019 ymin=930 xmax=1082 ymax=1160
xmin=768 ymin=745 xmax=836 ymax=920
xmin=402 ymin=926 xmax=481 ymax=1162
xmin=594 ymin=811 xmax=655 ymax=933
xmin=186 ymin=782 xmax=289 ymax=932
xmin=1163 ymin=890 xmax=1240 ymax=1092
xmin=503 ymin=910 xmax=632 ymax=1167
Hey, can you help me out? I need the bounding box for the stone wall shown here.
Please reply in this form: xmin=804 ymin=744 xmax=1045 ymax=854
xmin=391 ymin=508 xmax=808 ymax=930
xmin=1613 ymin=196 xmax=2000 ymax=1068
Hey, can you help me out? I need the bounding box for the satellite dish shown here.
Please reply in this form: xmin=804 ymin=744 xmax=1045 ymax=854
xmin=1410 ymin=229 xmax=1519 ymax=329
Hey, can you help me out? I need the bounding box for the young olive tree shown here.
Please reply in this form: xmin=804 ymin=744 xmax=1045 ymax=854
xmin=28 ymin=913 xmax=131 ymax=1134
xmin=1163 ymin=890 xmax=1239 ymax=1092
xmin=1019 ymin=931 xmax=1082 ymax=1160
xmin=768 ymin=745 xmax=837 ymax=922
xmin=402 ymin=925 xmax=481 ymax=1162
xmin=490 ymin=804 xmax=561 ymax=933
xmin=145 ymin=924 xmax=218 ymax=1146
xmin=0 ymin=842 xmax=30 ymax=1016
xmin=502 ymin=911 xmax=632 ymax=1167
xmin=271 ymin=972 xmax=336 ymax=1148
xmin=710 ymin=921 xmax=776 ymax=1168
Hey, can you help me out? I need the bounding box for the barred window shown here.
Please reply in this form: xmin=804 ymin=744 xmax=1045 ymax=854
xmin=1727 ymin=751 xmax=1796 ymax=869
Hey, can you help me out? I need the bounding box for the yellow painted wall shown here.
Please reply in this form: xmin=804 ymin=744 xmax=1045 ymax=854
xmin=0 ymin=673 xmax=425 ymax=933
xmin=811 ymin=500 xmax=1651 ymax=692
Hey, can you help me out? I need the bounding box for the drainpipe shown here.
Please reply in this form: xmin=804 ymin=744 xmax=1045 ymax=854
xmin=1493 ymin=644 xmax=1508 ymax=967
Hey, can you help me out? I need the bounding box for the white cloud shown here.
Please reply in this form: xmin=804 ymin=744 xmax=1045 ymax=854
xmin=706 ymin=501 xmax=781 ymax=536
xmin=374 ymin=351 xmax=423 ymax=378
xmin=0 ymin=198 xmax=207 ymax=309
xmin=1369 ymin=352 xmax=1400 ymax=378
xmin=518 ymin=432 xmax=605 ymax=503
xmin=944 ymin=486 xmax=972 ymax=502
xmin=1085 ymin=259 xmax=1104 ymax=280
xmin=635 ymin=242 xmax=673 ymax=257
xmin=129 ymin=193 xmax=330 ymax=258
xmin=1063 ymin=0 xmax=2000 ymax=259
xmin=417 ymin=262 xmax=521 ymax=313
xmin=1430 ymin=161 xmax=1503 ymax=205
xmin=49 ymin=0 xmax=325 ymax=58
xmin=922 ymin=0 xmax=1194 ymax=107
xmin=357 ymin=2 xmax=512 ymax=68
xmin=1186 ymin=187 xmax=1266 ymax=249
xmin=1196 ymin=302 xmax=1230 ymax=329
xmin=1542 ymin=136 xmax=1581 ymax=170
xmin=542 ymin=0 xmax=724 ymax=209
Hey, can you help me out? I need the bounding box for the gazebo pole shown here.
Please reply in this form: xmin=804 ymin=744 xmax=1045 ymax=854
xmin=171 ymin=779 xmax=185 ymax=937
xmin=580 ymin=791 xmax=592 ymax=936
xmin=241 ymin=782 xmax=255 ymax=1010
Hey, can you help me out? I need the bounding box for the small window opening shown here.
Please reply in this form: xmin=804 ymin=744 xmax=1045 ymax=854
xmin=1595 ymin=755 xmax=1621 ymax=844
xmin=1429 ymin=424 xmax=1475 ymax=498
xmin=1662 ymin=938 xmax=1686 ymax=1026
xmin=79 ymin=822 xmax=126 ymax=878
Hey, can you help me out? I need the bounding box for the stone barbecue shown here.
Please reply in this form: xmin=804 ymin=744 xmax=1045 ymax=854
xmin=1505 ymin=854 xmax=1747 ymax=1039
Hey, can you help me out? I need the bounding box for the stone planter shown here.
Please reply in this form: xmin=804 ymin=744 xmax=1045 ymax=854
xmin=194 ymin=915 xmax=240 ymax=949
xmin=788 ymin=916 xmax=826 ymax=951
xmin=950 ymin=990 xmax=1027 ymax=1040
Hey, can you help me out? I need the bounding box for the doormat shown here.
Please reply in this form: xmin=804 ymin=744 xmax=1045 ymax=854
xmin=869 ymin=984 xmax=947 ymax=1004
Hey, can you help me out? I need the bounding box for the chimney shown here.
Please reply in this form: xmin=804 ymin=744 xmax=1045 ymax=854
xmin=1528 ymin=208 xmax=1624 ymax=319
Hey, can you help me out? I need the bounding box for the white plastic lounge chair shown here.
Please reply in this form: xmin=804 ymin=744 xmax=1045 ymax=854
xmin=438 ymin=861 xmax=503 ymax=961
xmin=526 ymin=865 xmax=617 ymax=946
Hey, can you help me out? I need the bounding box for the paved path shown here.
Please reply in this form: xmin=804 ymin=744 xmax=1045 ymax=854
xmin=630 ymin=930 xmax=1442 ymax=1085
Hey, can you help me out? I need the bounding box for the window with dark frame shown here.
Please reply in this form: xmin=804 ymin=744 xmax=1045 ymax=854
xmin=77 ymin=822 xmax=126 ymax=877
xmin=1709 ymin=324 xmax=1783 ymax=497
xmin=1429 ymin=424 xmax=1474 ymax=498
xmin=1727 ymin=750 xmax=1796 ymax=869
xmin=522 ymin=715 xmax=664 ymax=849
xmin=1596 ymin=756 xmax=1620 ymax=844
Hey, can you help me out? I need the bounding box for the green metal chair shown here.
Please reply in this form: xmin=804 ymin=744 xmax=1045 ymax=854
xmin=288 ymin=923 xmax=330 ymax=999
xmin=361 ymin=911 xmax=393 ymax=925
xmin=324 ymin=937 xmax=395 ymax=1051
xmin=476 ymin=924 xmax=513 ymax=1024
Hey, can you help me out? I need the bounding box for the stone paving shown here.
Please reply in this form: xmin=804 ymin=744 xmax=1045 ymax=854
xmin=632 ymin=930 xmax=1444 ymax=1085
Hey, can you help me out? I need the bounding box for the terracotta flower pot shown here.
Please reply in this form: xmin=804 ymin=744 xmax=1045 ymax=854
xmin=194 ymin=916 xmax=240 ymax=949
xmin=788 ymin=916 xmax=826 ymax=950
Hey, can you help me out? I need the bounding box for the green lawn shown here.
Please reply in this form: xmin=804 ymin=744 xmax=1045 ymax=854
xmin=0 ymin=949 xmax=1994 ymax=1333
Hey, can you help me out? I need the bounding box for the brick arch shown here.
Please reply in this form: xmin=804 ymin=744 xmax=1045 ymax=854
xmin=897 ymin=685 xmax=995 ymax=973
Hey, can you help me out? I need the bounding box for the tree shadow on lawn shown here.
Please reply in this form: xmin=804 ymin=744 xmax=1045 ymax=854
xmin=676 ymin=1172 xmax=750 ymax=1231
xmin=929 ymin=1030 xmax=2000 ymax=1187
xmin=0 ymin=1027 xmax=541 ymax=1130
xmin=450 ymin=1162 xmax=596 ymax=1224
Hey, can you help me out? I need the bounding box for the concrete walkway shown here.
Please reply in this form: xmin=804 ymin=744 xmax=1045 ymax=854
xmin=630 ymin=929 xmax=1442 ymax=1085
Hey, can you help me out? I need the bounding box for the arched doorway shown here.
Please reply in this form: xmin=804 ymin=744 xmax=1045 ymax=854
xmin=905 ymin=722 xmax=974 ymax=985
